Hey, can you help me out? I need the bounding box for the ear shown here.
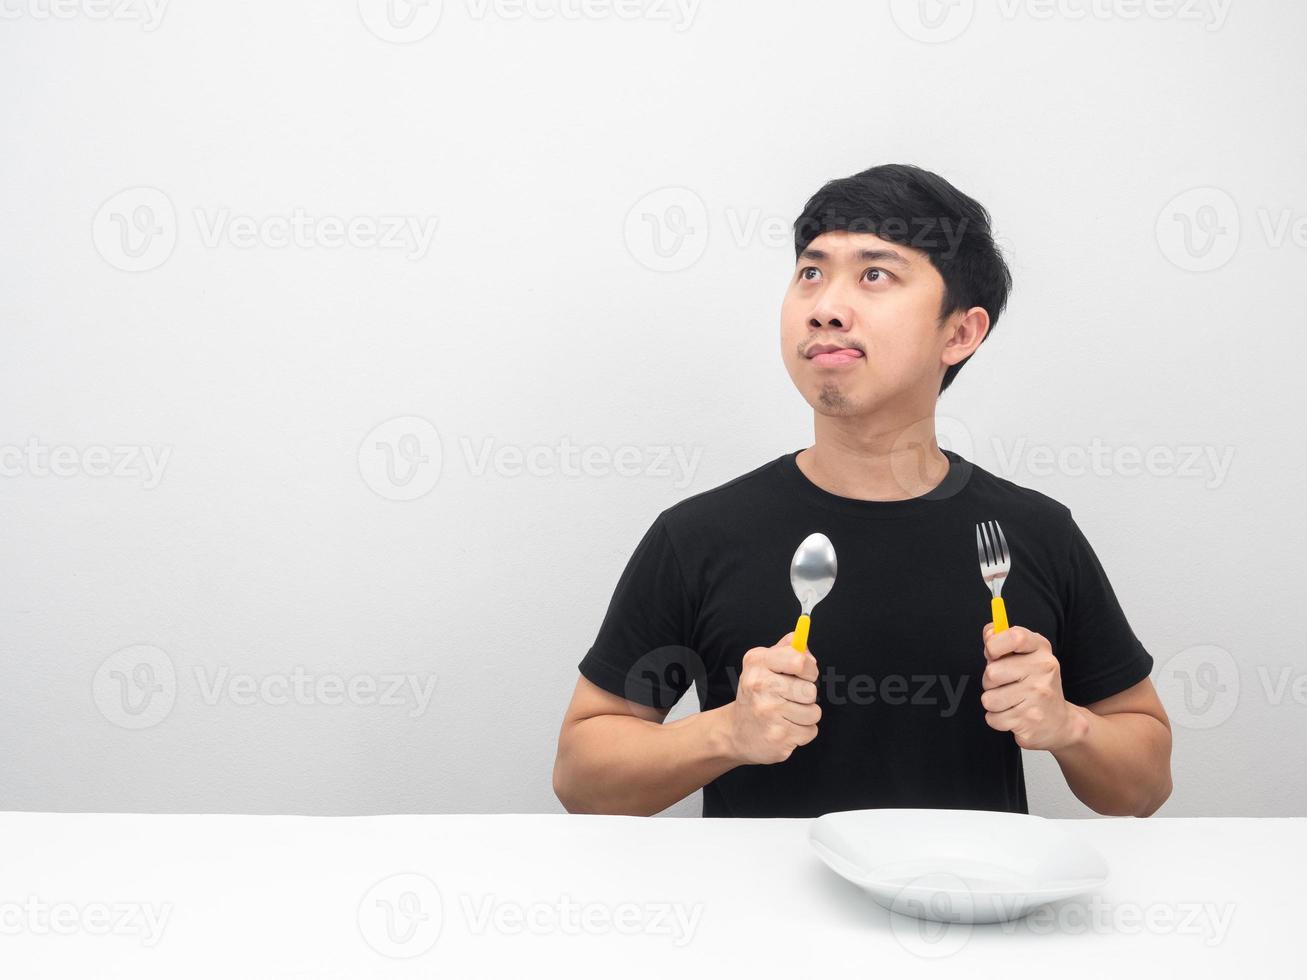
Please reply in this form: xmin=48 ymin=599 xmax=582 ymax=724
xmin=941 ymin=307 xmax=991 ymax=367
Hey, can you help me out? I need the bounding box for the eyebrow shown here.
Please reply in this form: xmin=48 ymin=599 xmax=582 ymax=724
xmin=798 ymin=247 xmax=912 ymax=268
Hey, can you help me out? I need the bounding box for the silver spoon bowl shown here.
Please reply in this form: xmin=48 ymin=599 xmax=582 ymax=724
xmin=790 ymin=532 xmax=837 ymax=651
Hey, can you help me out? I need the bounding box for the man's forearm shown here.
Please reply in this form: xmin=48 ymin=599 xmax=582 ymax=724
xmin=554 ymin=705 xmax=741 ymax=816
xmin=1050 ymin=706 xmax=1173 ymax=816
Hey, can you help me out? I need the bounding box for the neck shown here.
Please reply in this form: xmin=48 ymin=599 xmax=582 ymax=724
xmin=796 ymin=410 xmax=950 ymax=502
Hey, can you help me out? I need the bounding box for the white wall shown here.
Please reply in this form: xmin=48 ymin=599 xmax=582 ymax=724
xmin=0 ymin=1 xmax=1301 ymax=817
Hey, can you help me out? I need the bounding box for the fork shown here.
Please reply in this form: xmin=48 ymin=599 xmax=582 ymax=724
xmin=975 ymin=519 xmax=1011 ymax=633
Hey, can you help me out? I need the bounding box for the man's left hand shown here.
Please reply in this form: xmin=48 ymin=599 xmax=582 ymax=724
xmin=980 ymin=623 xmax=1087 ymax=751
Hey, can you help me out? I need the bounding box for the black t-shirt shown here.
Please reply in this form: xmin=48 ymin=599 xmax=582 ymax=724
xmin=578 ymin=448 xmax=1154 ymax=818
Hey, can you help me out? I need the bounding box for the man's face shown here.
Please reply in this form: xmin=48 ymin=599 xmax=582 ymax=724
xmin=780 ymin=230 xmax=962 ymax=418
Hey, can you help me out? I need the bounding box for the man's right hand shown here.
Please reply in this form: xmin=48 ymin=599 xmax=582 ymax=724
xmin=722 ymin=632 xmax=821 ymax=764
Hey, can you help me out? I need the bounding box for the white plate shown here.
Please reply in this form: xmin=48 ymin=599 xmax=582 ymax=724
xmin=809 ymin=808 xmax=1109 ymax=923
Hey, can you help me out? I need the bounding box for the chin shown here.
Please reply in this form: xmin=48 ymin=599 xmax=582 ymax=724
xmin=812 ymin=384 xmax=862 ymax=414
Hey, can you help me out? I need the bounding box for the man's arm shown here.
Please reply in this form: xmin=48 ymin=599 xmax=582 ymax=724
xmin=1049 ymin=678 xmax=1173 ymax=817
xmin=552 ymin=677 xmax=738 ymax=816
xmin=553 ymin=633 xmax=821 ymax=816
xmin=980 ymin=623 xmax=1173 ymax=817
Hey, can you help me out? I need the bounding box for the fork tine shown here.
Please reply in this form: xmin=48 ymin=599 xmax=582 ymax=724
xmin=994 ymin=520 xmax=1009 ymax=566
xmin=977 ymin=522 xmax=993 ymax=567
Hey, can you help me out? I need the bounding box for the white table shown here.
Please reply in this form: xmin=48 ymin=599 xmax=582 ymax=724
xmin=0 ymin=812 xmax=1299 ymax=977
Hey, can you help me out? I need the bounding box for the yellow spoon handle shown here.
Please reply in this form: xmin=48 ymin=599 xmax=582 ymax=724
xmin=791 ymin=613 xmax=811 ymax=652
xmin=991 ymin=596 xmax=1009 ymax=634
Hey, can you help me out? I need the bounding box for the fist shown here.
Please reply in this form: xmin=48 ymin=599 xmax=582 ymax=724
xmin=725 ymin=632 xmax=821 ymax=764
xmin=980 ymin=623 xmax=1083 ymax=751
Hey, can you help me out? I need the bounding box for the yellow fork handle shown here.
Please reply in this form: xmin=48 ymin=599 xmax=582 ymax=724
xmin=991 ymin=596 xmax=1009 ymax=634
xmin=791 ymin=613 xmax=811 ymax=653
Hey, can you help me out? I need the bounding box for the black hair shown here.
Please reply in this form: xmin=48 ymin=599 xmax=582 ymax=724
xmin=792 ymin=163 xmax=1012 ymax=395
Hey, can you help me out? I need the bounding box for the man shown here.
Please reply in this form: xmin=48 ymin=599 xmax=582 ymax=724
xmin=552 ymin=163 xmax=1172 ymax=819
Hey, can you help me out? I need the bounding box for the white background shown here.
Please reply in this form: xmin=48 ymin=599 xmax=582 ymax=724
xmin=0 ymin=0 xmax=1302 ymax=817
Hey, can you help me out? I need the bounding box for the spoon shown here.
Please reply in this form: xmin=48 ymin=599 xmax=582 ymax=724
xmin=789 ymin=532 xmax=837 ymax=653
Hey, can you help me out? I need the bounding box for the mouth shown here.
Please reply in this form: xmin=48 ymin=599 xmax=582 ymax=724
xmin=806 ymin=348 xmax=865 ymax=368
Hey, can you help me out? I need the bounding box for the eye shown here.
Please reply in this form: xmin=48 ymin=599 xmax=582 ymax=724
xmin=863 ymin=267 xmax=893 ymax=284
xmin=798 ymin=266 xmax=822 ymax=282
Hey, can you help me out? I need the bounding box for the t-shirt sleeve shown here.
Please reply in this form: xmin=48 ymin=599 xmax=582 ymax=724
xmin=577 ymin=513 xmax=701 ymax=711
xmin=1056 ymin=510 xmax=1155 ymax=706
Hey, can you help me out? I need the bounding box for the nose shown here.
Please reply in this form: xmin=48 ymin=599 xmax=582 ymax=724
xmin=807 ymin=297 xmax=853 ymax=333
xmin=803 ymin=271 xmax=856 ymax=333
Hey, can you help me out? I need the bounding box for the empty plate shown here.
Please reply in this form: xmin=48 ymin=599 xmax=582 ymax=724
xmin=809 ymin=808 xmax=1109 ymax=923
